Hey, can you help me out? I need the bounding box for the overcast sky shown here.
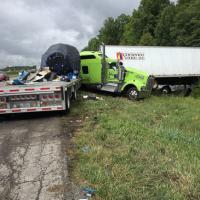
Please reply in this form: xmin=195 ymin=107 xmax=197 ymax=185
xmin=0 ymin=0 xmax=143 ymax=67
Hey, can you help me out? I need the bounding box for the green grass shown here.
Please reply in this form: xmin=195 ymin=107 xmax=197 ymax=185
xmin=69 ymin=93 xmax=200 ymax=200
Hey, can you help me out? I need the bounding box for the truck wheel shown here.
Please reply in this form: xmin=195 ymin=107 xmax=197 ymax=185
xmin=65 ymin=93 xmax=71 ymax=112
xmin=72 ymin=89 xmax=77 ymax=100
xmin=127 ymin=87 xmax=139 ymax=101
xmin=161 ymin=86 xmax=171 ymax=95
xmin=184 ymin=88 xmax=192 ymax=97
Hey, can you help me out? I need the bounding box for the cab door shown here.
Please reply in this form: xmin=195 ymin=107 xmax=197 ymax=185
xmin=80 ymin=55 xmax=102 ymax=84
xmin=107 ymin=62 xmax=119 ymax=83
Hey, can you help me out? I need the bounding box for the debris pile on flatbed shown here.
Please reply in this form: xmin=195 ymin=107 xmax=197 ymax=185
xmin=6 ymin=68 xmax=79 ymax=86
xmin=6 ymin=43 xmax=81 ymax=86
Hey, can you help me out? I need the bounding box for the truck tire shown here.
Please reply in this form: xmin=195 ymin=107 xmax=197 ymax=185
xmin=184 ymin=88 xmax=192 ymax=97
xmin=126 ymin=87 xmax=139 ymax=101
xmin=72 ymin=89 xmax=77 ymax=100
xmin=161 ymin=86 xmax=171 ymax=95
xmin=65 ymin=93 xmax=71 ymax=112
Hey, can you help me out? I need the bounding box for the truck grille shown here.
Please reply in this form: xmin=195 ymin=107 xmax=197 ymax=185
xmin=146 ymin=76 xmax=155 ymax=90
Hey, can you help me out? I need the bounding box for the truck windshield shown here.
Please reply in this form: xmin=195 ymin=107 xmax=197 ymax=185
xmin=80 ymin=55 xmax=96 ymax=59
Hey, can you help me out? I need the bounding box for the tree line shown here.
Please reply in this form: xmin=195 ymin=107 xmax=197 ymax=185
xmin=83 ymin=0 xmax=200 ymax=50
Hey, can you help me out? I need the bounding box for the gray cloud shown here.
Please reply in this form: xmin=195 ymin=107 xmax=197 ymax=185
xmin=0 ymin=0 xmax=141 ymax=67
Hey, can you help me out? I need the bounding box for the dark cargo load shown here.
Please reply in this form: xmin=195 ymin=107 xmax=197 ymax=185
xmin=41 ymin=43 xmax=80 ymax=75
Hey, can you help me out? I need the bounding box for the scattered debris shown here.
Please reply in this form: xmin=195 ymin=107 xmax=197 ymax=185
xmin=12 ymin=70 xmax=30 ymax=85
xmin=83 ymin=95 xmax=103 ymax=101
xmin=81 ymin=187 xmax=96 ymax=199
xmin=33 ymin=69 xmax=51 ymax=82
xmin=81 ymin=145 xmax=90 ymax=153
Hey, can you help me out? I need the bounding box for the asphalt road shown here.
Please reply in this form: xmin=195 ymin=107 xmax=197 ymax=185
xmin=0 ymin=113 xmax=81 ymax=200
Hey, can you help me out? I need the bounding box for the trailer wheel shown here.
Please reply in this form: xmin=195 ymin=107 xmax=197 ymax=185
xmin=72 ymin=89 xmax=77 ymax=100
xmin=126 ymin=87 xmax=139 ymax=101
xmin=161 ymin=86 xmax=171 ymax=95
xmin=65 ymin=93 xmax=71 ymax=112
xmin=184 ymin=88 xmax=192 ymax=97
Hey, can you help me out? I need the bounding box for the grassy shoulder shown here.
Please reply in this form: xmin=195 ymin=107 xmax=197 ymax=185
xmin=69 ymin=93 xmax=200 ymax=200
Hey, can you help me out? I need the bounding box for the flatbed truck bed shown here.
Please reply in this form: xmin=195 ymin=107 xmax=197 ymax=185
xmin=0 ymin=79 xmax=80 ymax=114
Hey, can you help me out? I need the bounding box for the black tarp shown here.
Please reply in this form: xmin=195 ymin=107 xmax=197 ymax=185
xmin=41 ymin=43 xmax=80 ymax=75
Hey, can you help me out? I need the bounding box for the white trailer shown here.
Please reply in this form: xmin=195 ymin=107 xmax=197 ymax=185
xmin=104 ymin=45 xmax=200 ymax=94
xmin=0 ymin=79 xmax=80 ymax=115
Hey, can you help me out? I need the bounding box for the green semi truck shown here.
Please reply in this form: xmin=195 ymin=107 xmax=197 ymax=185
xmin=80 ymin=48 xmax=154 ymax=100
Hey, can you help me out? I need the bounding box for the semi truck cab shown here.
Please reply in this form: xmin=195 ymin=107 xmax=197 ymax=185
xmin=80 ymin=51 xmax=154 ymax=100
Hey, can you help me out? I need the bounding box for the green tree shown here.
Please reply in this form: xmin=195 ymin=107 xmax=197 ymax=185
xmin=98 ymin=17 xmax=118 ymax=45
xmin=120 ymin=11 xmax=141 ymax=45
xmin=139 ymin=32 xmax=155 ymax=45
xmin=178 ymin=0 xmax=195 ymax=5
xmin=121 ymin=0 xmax=171 ymax=45
xmin=84 ymin=14 xmax=130 ymax=50
xmin=138 ymin=0 xmax=171 ymax=36
xmin=83 ymin=37 xmax=100 ymax=51
xmin=155 ymin=5 xmax=176 ymax=46
xmin=139 ymin=0 xmax=171 ymax=17
xmin=98 ymin=14 xmax=130 ymax=45
xmin=172 ymin=0 xmax=200 ymax=46
xmin=114 ymin=14 xmax=131 ymax=44
xmin=120 ymin=20 xmax=133 ymax=45
xmin=84 ymin=0 xmax=200 ymax=49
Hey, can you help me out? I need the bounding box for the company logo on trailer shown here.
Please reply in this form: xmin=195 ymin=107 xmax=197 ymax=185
xmin=116 ymin=52 xmax=124 ymax=60
xmin=116 ymin=52 xmax=144 ymax=61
